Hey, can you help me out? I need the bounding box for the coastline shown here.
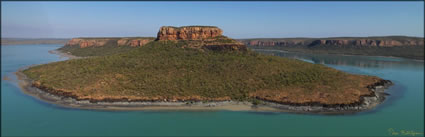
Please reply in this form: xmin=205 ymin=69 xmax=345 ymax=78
xmin=250 ymin=47 xmax=424 ymax=62
xmin=48 ymin=49 xmax=82 ymax=59
xmin=15 ymin=67 xmax=393 ymax=114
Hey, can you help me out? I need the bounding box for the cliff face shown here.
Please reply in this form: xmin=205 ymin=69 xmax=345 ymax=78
xmin=117 ymin=38 xmax=152 ymax=47
xmin=157 ymin=26 xmax=223 ymax=40
xmin=65 ymin=38 xmax=155 ymax=48
xmin=66 ymin=39 xmax=109 ymax=48
xmin=156 ymin=26 xmax=246 ymax=51
xmin=242 ymin=37 xmax=424 ymax=47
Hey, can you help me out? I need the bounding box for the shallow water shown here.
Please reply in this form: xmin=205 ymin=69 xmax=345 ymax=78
xmin=2 ymin=45 xmax=423 ymax=136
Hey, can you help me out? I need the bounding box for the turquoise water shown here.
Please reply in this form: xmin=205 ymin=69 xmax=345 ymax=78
xmin=2 ymin=45 xmax=424 ymax=136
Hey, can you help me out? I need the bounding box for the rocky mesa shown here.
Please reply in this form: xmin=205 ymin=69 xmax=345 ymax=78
xmin=157 ymin=26 xmax=223 ymax=40
xmin=157 ymin=26 xmax=247 ymax=51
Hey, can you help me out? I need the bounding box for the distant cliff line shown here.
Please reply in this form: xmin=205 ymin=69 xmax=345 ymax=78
xmin=238 ymin=36 xmax=424 ymax=60
xmin=238 ymin=36 xmax=424 ymax=47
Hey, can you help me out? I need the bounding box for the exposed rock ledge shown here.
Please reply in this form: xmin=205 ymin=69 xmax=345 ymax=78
xmin=157 ymin=26 xmax=223 ymax=41
xmin=16 ymin=68 xmax=393 ymax=114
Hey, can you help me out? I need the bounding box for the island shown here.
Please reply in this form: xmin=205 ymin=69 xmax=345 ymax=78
xmin=16 ymin=26 xmax=393 ymax=114
xmin=239 ymin=36 xmax=424 ymax=60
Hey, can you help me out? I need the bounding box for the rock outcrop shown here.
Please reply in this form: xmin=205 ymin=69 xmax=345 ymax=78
xmin=117 ymin=38 xmax=152 ymax=47
xmin=155 ymin=26 xmax=247 ymax=51
xmin=65 ymin=38 xmax=155 ymax=48
xmin=242 ymin=37 xmax=424 ymax=47
xmin=157 ymin=26 xmax=223 ymax=40
xmin=66 ymin=38 xmax=110 ymax=48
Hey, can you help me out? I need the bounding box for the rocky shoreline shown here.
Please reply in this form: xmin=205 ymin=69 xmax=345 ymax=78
xmin=258 ymin=80 xmax=393 ymax=114
xmin=16 ymin=68 xmax=393 ymax=114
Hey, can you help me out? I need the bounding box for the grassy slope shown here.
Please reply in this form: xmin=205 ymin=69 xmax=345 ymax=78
xmin=23 ymin=40 xmax=381 ymax=104
xmin=58 ymin=43 xmax=138 ymax=57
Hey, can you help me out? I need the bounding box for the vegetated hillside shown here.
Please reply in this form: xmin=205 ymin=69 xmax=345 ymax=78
xmin=239 ymin=36 xmax=424 ymax=60
xmin=1 ymin=38 xmax=70 ymax=45
xmin=23 ymin=40 xmax=382 ymax=105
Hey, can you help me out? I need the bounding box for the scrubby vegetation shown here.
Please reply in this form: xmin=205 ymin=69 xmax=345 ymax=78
xmin=58 ymin=43 xmax=138 ymax=57
xmin=23 ymin=40 xmax=380 ymax=104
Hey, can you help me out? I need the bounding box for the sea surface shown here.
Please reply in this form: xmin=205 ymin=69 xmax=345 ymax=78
xmin=2 ymin=44 xmax=424 ymax=136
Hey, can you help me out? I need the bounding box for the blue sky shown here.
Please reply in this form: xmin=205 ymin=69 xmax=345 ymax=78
xmin=1 ymin=2 xmax=424 ymax=38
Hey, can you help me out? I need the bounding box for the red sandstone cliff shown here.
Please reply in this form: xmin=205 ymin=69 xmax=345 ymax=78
xmin=156 ymin=26 xmax=246 ymax=51
xmin=66 ymin=39 xmax=109 ymax=48
xmin=157 ymin=26 xmax=223 ymax=40
xmin=117 ymin=38 xmax=153 ymax=47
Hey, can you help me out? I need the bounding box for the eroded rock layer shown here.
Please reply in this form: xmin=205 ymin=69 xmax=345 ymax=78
xmin=157 ymin=26 xmax=223 ymax=40
xmin=155 ymin=26 xmax=247 ymax=51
